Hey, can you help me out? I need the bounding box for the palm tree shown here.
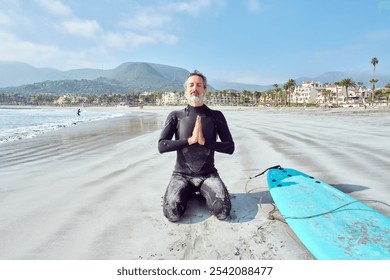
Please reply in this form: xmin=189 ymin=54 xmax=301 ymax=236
xmin=273 ymin=84 xmax=279 ymax=105
xmin=282 ymin=83 xmax=289 ymax=105
xmin=265 ymin=90 xmax=275 ymax=105
xmin=371 ymin=57 xmax=379 ymax=82
xmin=321 ymin=89 xmax=333 ymax=107
xmin=334 ymin=81 xmax=341 ymax=105
xmin=340 ymin=78 xmax=356 ymax=104
xmin=253 ymin=90 xmax=262 ymax=105
xmin=284 ymin=79 xmax=296 ymax=105
xmin=369 ymin=78 xmax=379 ymax=103
xmin=371 ymin=57 xmax=379 ymax=104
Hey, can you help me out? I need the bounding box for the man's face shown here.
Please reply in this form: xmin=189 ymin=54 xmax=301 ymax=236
xmin=185 ymin=75 xmax=207 ymax=105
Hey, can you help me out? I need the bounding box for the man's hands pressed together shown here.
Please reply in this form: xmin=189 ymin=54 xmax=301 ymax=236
xmin=188 ymin=115 xmax=205 ymax=145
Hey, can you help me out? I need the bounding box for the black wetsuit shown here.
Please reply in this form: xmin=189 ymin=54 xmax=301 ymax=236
xmin=158 ymin=104 xmax=234 ymax=222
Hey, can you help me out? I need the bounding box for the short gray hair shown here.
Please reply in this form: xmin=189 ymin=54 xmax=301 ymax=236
xmin=183 ymin=70 xmax=207 ymax=89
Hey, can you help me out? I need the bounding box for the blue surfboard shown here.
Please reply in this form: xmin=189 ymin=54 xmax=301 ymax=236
xmin=267 ymin=166 xmax=390 ymax=260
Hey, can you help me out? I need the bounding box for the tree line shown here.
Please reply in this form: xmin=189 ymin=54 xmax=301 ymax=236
xmin=1 ymin=83 xmax=389 ymax=107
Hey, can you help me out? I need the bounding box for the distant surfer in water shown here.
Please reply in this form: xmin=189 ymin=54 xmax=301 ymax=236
xmin=77 ymin=108 xmax=81 ymax=116
xmin=158 ymin=70 xmax=235 ymax=222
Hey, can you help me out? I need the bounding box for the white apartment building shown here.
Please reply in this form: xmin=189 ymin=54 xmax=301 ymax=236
xmin=292 ymin=81 xmax=324 ymax=104
xmin=159 ymin=92 xmax=187 ymax=105
xmin=292 ymin=81 xmax=367 ymax=105
xmin=161 ymin=92 xmax=179 ymax=105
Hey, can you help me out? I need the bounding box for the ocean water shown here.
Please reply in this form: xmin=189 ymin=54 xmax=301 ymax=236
xmin=0 ymin=107 xmax=129 ymax=143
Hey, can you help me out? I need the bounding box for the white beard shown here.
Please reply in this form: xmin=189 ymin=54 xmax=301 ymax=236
xmin=188 ymin=95 xmax=206 ymax=103
xmin=187 ymin=91 xmax=206 ymax=103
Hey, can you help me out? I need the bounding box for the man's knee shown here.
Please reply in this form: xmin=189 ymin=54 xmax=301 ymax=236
xmin=212 ymin=199 xmax=231 ymax=220
xmin=163 ymin=202 xmax=185 ymax=222
xmin=163 ymin=175 xmax=189 ymax=222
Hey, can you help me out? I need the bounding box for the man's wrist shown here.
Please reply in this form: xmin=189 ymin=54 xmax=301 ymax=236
xmin=188 ymin=137 xmax=195 ymax=145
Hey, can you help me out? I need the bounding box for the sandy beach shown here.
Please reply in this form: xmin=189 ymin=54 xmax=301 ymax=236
xmin=0 ymin=106 xmax=389 ymax=260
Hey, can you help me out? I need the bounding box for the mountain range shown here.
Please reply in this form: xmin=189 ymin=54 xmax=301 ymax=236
xmin=0 ymin=61 xmax=190 ymax=94
xmin=0 ymin=61 xmax=389 ymax=95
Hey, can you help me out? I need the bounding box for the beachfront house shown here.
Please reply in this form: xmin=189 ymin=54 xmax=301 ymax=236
xmin=160 ymin=92 xmax=179 ymax=105
xmin=209 ymin=91 xmax=240 ymax=105
xmin=323 ymin=84 xmax=344 ymax=104
xmin=159 ymin=92 xmax=187 ymax=105
xmin=292 ymin=81 xmax=323 ymax=104
xmin=54 ymin=94 xmax=88 ymax=106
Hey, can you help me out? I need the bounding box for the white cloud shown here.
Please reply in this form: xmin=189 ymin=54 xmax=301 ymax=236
xmin=102 ymin=31 xmax=152 ymax=50
xmin=106 ymin=0 xmax=225 ymax=52
xmin=0 ymin=10 xmax=12 ymax=25
xmin=35 ymin=0 xmax=72 ymax=17
xmin=61 ymin=18 xmax=102 ymax=38
xmin=0 ymin=30 xmax=87 ymax=68
xmin=120 ymin=11 xmax=172 ymax=31
xmin=0 ymin=1 xmax=224 ymax=69
xmin=247 ymin=0 xmax=270 ymax=13
xmin=247 ymin=0 xmax=264 ymax=13
xmin=114 ymin=6 xmax=181 ymax=50
xmin=166 ymin=0 xmax=220 ymax=15
xmin=0 ymin=32 xmax=61 ymax=61
xmin=103 ymin=30 xmax=178 ymax=50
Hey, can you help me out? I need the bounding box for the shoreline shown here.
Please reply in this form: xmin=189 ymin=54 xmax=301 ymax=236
xmin=9 ymin=104 xmax=390 ymax=140
xmin=0 ymin=106 xmax=160 ymax=144
xmin=2 ymin=103 xmax=390 ymax=110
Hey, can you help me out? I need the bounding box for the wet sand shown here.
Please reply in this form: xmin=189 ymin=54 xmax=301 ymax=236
xmin=0 ymin=106 xmax=389 ymax=260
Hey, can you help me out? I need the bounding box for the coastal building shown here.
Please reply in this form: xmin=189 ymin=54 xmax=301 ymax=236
xmin=292 ymin=81 xmax=370 ymax=106
xmin=54 ymin=94 xmax=87 ymax=106
xmin=292 ymin=81 xmax=324 ymax=104
xmin=322 ymin=84 xmax=345 ymax=104
xmin=155 ymin=82 xmax=383 ymax=107
xmin=160 ymin=92 xmax=179 ymax=105
xmin=209 ymin=90 xmax=256 ymax=105
xmin=209 ymin=91 xmax=239 ymax=104
xmin=159 ymin=92 xmax=187 ymax=105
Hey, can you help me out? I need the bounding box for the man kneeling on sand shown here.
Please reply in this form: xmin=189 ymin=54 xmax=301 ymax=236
xmin=158 ymin=70 xmax=235 ymax=222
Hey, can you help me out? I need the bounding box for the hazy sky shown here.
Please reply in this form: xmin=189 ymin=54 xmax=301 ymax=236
xmin=1 ymin=0 xmax=389 ymax=84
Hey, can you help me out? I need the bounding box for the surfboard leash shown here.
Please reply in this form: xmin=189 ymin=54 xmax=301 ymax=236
xmin=248 ymin=165 xmax=282 ymax=180
xmin=245 ymin=165 xmax=287 ymax=222
xmin=284 ymin=199 xmax=390 ymax=220
xmin=258 ymin=194 xmax=286 ymax=223
xmin=245 ymin=165 xmax=281 ymax=193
